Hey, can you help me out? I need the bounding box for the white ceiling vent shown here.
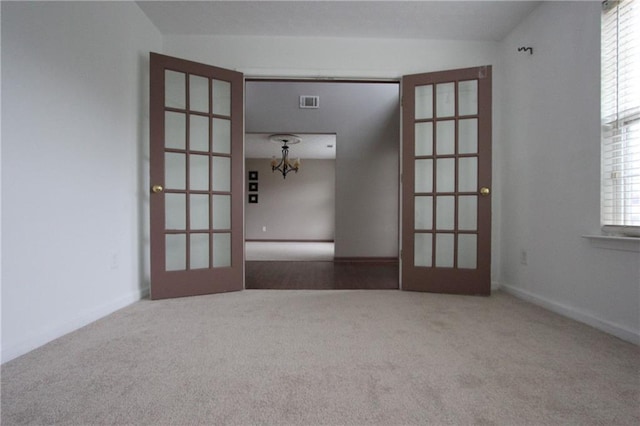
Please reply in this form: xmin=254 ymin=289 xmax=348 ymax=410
xmin=299 ymin=95 xmax=319 ymax=109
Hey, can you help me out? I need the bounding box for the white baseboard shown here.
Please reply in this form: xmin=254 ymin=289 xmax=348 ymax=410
xmin=1 ymin=289 xmax=146 ymax=364
xmin=500 ymin=284 xmax=639 ymax=345
xmin=491 ymin=280 xmax=500 ymax=291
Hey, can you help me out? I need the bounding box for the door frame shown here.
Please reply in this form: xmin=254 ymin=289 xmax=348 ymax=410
xmin=242 ymin=78 xmax=403 ymax=284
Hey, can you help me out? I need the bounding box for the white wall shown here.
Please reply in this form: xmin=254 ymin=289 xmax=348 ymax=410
xmin=245 ymin=159 xmax=335 ymax=241
xmin=1 ymin=2 xmax=162 ymax=362
xmin=499 ymin=2 xmax=640 ymax=343
xmin=0 ymin=3 xmax=4 ymax=350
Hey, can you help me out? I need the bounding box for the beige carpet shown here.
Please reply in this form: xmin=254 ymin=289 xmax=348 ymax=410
xmin=1 ymin=290 xmax=638 ymax=425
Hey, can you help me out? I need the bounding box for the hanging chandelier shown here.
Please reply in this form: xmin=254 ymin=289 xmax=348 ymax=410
xmin=270 ymin=134 xmax=301 ymax=179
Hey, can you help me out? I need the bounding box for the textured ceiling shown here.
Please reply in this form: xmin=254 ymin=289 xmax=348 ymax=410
xmin=137 ymin=1 xmax=540 ymax=41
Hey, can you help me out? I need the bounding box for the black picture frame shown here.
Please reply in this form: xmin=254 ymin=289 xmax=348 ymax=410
xmin=248 ymin=171 xmax=258 ymax=181
xmin=249 ymin=182 xmax=258 ymax=192
xmin=248 ymin=194 xmax=258 ymax=204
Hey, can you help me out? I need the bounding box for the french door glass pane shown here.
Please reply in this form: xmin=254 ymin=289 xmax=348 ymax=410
xmin=458 ymin=80 xmax=478 ymax=116
xmin=190 ymin=154 xmax=209 ymax=191
xmin=436 ymin=158 xmax=455 ymax=192
xmin=165 ymin=194 xmax=186 ymax=230
xmin=436 ymin=120 xmax=455 ymax=155
xmin=458 ymin=196 xmax=478 ymax=231
xmin=212 ymin=118 xmax=231 ymax=154
xmin=189 ymin=75 xmax=209 ymax=113
xmin=415 ymin=196 xmax=433 ymax=230
xmin=435 ymin=233 xmax=454 ymax=267
xmin=435 ymin=196 xmax=455 ymax=230
xmin=457 ymin=234 xmax=477 ymax=269
xmin=190 ymin=234 xmax=210 ymax=269
xmin=165 ymin=70 xmax=185 ymax=109
xmin=212 ymin=157 xmax=231 ymax=192
xmin=458 ymin=119 xmax=478 ymax=154
xmin=166 ymin=234 xmax=186 ymax=271
xmin=165 ymin=153 xmax=186 ymax=190
xmin=190 ymin=115 xmax=209 ymax=152
xmin=190 ymin=194 xmax=209 ymax=230
xmin=415 ymin=159 xmax=433 ymax=193
xmin=212 ymin=195 xmax=231 ymax=230
xmin=436 ymin=83 xmax=455 ymax=117
xmin=213 ymin=79 xmax=231 ymax=116
xmin=213 ymin=233 xmax=231 ymax=267
xmin=165 ymin=112 xmax=186 ymax=149
xmin=415 ymin=85 xmax=433 ymax=120
xmin=458 ymin=157 xmax=478 ymax=192
xmin=414 ymin=233 xmax=433 ymax=267
xmin=415 ymin=122 xmax=433 ymax=156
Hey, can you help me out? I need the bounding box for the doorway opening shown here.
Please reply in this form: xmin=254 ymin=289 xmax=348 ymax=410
xmin=245 ymin=132 xmax=337 ymax=262
xmin=243 ymin=79 xmax=400 ymax=290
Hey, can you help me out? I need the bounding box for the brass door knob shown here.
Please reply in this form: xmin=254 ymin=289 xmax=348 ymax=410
xmin=480 ymin=187 xmax=491 ymax=196
xmin=152 ymin=184 xmax=164 ymax=193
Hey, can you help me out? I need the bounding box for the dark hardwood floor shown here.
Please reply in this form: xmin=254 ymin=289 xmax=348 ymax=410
xmin=246 ymin=261 xmax=399 ymax=290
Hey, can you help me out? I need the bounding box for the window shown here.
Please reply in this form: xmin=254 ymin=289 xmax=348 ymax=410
xmin=601 ymin=0 xmax=640 ymax=231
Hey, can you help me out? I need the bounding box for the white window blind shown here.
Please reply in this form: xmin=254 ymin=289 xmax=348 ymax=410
xmin=601 ymin=0 xmax=640 ymax=229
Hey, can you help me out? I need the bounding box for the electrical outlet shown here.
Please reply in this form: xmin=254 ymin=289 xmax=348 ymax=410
xmin=520 ymin=250 xmax=528 ymax=265
xmin=262 ymin=226 xmax=267 ymax=232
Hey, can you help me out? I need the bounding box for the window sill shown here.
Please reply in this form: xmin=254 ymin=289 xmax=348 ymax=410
xmin=582 ymin=235 xmax=640 ymax=252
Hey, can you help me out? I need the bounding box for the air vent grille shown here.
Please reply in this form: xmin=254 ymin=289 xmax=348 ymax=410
xmin=299 ymin=96 xmax=319 ymax=109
